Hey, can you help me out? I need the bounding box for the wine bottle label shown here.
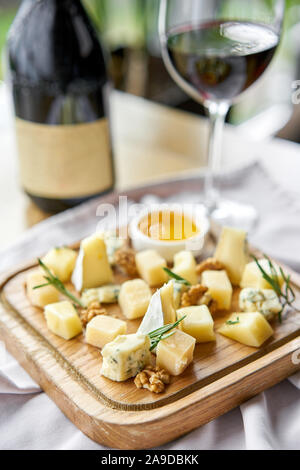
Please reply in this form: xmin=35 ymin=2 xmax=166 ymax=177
xmin=15 ymin=117 xmax=114 ymax=199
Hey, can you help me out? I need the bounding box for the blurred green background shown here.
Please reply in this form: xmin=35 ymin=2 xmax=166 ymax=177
xmin=1 ymin=0 xmax=300 ymax=140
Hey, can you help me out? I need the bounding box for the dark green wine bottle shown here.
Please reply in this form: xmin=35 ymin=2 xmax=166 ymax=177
xmin=7 ymin=0 xmax=115 ymax=213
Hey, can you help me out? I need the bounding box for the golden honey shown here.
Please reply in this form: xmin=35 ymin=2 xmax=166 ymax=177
xmin=138 ymin=211 xmax=199 ymax=242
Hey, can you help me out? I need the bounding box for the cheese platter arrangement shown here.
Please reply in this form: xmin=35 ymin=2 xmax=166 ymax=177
xmin=0 ymin=183 xmax=299 ymax=449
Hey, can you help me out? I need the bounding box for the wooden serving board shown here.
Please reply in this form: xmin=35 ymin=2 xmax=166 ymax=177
xmin=0 ymin=179 xmax=300 ymax=449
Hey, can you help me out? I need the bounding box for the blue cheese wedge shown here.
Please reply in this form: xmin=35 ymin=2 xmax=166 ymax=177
xmin=101 ymin=230 xmax=126 ymax=265
xmin=172 ymin=280 xmax=188 ymax=309
xmin=101 ymin=334 xmax=151 ymax=382
xmin=81 ymin=285 xmax=121 ymax=307
xmin=71 ymin=233 xmax=113 ymax=291
xmin=239 ymin=287 xmax=282 ymax=321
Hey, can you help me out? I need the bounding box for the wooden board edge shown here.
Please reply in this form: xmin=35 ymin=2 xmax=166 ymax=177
xmin=0 ymin=294 xmax=299 ymax=449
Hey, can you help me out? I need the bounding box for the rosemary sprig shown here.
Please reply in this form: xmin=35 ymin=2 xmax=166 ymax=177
xmin=252 ymin=254 xmax=300 ymax=323
xmin=148 ymin=316 xmax=186 ymax=351
xmin=163 ymin=268 xmax=191 ymax=286
xmin=226 ymin=317 xmax=240 ymax=325
xmin=34 ymin=259 xmax=84 ymax=308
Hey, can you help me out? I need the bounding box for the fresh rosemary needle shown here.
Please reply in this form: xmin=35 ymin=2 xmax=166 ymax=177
xmin=148 ymin=316 xmax=186 ymax=351
xmin=34 ymin=259 xmax=84 ymax=308
xmin=226 ymin=317 xmax=240 ymax=325
xmin=163 ymin=267 xmax=191 ymax=286
xmin=252 ymin=254 xmax=300 ymax=323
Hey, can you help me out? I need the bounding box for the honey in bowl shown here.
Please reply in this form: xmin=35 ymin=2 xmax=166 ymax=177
xmin=138 ymin=210 xmax=199 ymax=242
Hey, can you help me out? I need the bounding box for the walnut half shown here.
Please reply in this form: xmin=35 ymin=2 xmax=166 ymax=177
xmin=114 ymin=247 xmax=138 ymax=277
xmin=134 ymin=366 xmax=170 ymax=394
xmin=80 ymin=301 xmax=107 ymax=327
xmin=196 ymin=257 xmax=225 ymax=276
xmin=180 ymin=284 xmax=208 ymax=307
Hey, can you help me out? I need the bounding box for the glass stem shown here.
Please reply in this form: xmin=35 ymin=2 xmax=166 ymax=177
xmin=204 ymin=101 xmax=229 ymax=212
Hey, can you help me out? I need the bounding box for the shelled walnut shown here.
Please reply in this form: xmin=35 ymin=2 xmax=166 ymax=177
xmin=80 ymin=301 xmax=107 ymax=327
xmin=180 ymin=284 xmax=208 ymax=308
xmin=134 ymin=365 xmax=170 ymax=393
xmin=114 ymin=247 xmax=138 ymax=277
xmin=196 ymin=257 xmax=225 ymax=276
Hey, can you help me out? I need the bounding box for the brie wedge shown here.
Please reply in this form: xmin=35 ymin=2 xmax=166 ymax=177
xmin=138 ymin=281 xmax=176 ymax=342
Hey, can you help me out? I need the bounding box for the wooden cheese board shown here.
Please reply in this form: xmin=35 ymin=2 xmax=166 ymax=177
xmin=0 ymin=179 xmax=300 ymax=449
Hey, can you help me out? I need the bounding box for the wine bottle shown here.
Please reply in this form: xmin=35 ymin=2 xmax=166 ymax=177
xmin=6 ymin=0 xmax=115 ymax=213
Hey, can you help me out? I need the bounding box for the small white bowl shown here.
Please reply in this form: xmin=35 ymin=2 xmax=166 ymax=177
xmin=129 ymin=203 xmax=210 ymax=263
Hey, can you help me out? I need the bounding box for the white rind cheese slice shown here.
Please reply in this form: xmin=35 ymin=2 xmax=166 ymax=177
xmin=138 ymin=289 xmax=163 ymax=336
xmin=138 ymin=281 xmax=176 ymax=344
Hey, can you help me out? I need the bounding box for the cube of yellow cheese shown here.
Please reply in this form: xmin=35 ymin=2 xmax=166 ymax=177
xmin=26 ymin=270 xmax=59 ymax=308
xmin=173 ymin=251 xmax=198 ymax=285
xmin=72 ymin=234 xmax=113 ymax=291
xmin=240 ymin=259 xmax=284 ymax=290
xmin=177 ymin=305 xmax=216 ymax=342
xmin=42 ymin=247 xmax=77 ymax=282
xmin=214 ymin=227 xmax=248 ymax=285
xmin=101 ymin=334 xmax=151 ymax=381
xmin=85 ymin=315 xmax=127 ymax=349
xmin=218 ymin=312 xmax=273 ymax=347
xmin=44 ymin=301 xmax=82 ymax=340
xmin=160 ymin=281 xmax=176 ymax=324
xmin=135 ymin=250 xmax=168 ymax=287
xmin=156 ymin=330 xmax=196 ymax=376
xmin=201 ymin=270 xmax=232 ymax=310
xmin=119 ymin=279 xmax=151 ymax=319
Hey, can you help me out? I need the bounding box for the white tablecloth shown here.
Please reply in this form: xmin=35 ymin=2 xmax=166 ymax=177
xmin=0 ymin=149 xmax=300 ymax=449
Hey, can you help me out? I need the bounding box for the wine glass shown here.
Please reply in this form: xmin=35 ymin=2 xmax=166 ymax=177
xmin=159 ymin=0 xmax=284 ymax=229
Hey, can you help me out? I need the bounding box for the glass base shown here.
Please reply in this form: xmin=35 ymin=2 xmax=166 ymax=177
xmin=209 ymin=199 xmax=258 ymax=235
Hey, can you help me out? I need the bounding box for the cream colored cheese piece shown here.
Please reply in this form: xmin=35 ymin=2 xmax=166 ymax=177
xmin=101 ymin=334 xmax=151 ymax=382
xmin=156 ymin=329 xmax=195 ymax=376
xmin=214 ymin=227 xmax=248 ymax=285
xmin=26 ymin=270 xmax=59 ymax=308
xmin=71 ymin=233 xmax=113 ymax=291
xmin=177 ymin=305 xmax=216 ymax=342
xmin=160 ymin=281 xmax=176 ymax=324
xmin=138 ymin=281 xmax=176 ymax=339
xmin=218 ymin=312 xmax=274 ymax=347
xmin=44 ymin=301 xmax=82 ymax=340
xmin=173 ymin=250 xmax=198 ymax=285
xmin=135 ymin=249 xmax=168 ymax=287
xmin=42 ymin=247 xmax=77 ymax=282
xmin=118 ymin=279 xmax=152 ymax=319
xmin=201 ymin=270 xmax=233 ymax=310
xmin=240 ymin=259 xmax=284 ymax=290
xmin=239 ymin=287 xmax=282 ymax=321
xmin=85 ymin=315 xmax=127 ymax=349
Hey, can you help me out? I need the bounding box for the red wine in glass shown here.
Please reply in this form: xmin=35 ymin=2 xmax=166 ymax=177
xmin=166 ymin=20 xmax=279 ymax=103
